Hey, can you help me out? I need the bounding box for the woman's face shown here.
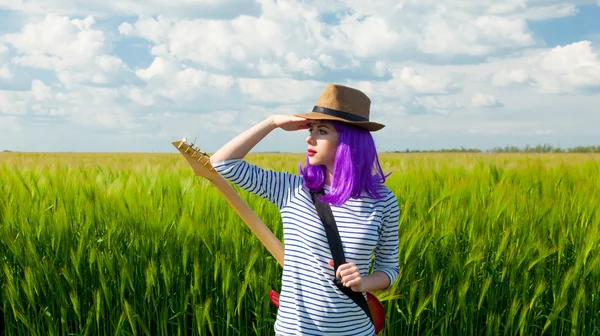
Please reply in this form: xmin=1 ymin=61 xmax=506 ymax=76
xmin=305 ymin=120 xmax=339 ymax=169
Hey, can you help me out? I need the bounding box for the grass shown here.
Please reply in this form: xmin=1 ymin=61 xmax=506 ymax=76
xmin=1 ymin=152 xmax=599 ymax=335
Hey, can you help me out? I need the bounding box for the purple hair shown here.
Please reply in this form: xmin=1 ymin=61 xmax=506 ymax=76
xmin=298 ymin=120 xmax=390 ymax=206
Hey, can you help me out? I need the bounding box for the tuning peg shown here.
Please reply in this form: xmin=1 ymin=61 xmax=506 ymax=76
xmin=177 ymin=137 xmax=187 ymax=149
xmin=191 ymin=147 xmax=201 ymax=158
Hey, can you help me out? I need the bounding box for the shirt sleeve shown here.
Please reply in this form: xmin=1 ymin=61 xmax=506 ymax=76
xmin=211 ymin=158 xmax=299 ymax=209
xmin=373 ymin=189 xmax=401 ymax=289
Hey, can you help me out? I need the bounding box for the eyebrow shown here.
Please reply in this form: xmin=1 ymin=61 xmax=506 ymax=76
xmin=309 ymin=124 xmax=329 ymax=129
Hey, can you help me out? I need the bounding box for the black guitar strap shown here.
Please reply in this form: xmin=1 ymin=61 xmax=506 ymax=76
xmin=310 ymin=189 xmax=374 ymax=325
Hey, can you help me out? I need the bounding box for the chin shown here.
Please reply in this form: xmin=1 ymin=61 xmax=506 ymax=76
xmin=307 ymin=156 xmax=320 ymax=165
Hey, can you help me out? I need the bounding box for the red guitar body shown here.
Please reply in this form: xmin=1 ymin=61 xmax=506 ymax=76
xmin=269 ymin=289 xmax=385 ymax=334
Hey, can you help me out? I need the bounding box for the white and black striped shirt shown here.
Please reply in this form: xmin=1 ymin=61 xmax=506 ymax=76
xmin=213 ymin=158 xmax=400 ymax=335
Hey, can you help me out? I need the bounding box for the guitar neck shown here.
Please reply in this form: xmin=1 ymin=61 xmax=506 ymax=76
xmin=210 ymin=174 xmax=285 ymax=267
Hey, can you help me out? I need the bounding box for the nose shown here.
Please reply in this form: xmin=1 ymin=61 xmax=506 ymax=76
xmin=306 ymin=133 xmax=315 ymax=145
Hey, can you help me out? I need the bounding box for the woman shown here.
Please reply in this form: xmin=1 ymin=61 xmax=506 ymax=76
xmin=210 ymin=84 xmax=400 ymax=335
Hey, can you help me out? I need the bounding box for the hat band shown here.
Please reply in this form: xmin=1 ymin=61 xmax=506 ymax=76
xmin=312 ymin=105 xmax=369 ymax=122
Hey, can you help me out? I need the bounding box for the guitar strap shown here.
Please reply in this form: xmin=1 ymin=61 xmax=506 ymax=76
xmin=310 ymin=189 xmax=374 ymax=325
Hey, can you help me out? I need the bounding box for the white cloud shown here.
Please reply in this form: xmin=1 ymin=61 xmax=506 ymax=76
xmin=31 ymin=80 xmax=52 ymax=101
xmin=373 ymin=61 xmax=391 ymax=77
xmin=255 ymin=60 xmax=286 ymax=77
xmin=510 ymin=4 xmax=578 ymax=21
xmin=0 ymin=0 xmax=259 ymax=18
xmin=486 ymin=41 xmax=600 ymax=95
xmin=492 ymin=69 xmax=531 ymax=88
xmin=284 ymin=53 xmax=323 ymax=76
xmin=471 ymin=93 xmax=503 ymax=108
xmin=124 ymin=87 xmax=156 ymax=107
xmin=120 ymin=12 xmax=322 ymax=72
xmin=115 ymin=0 xmax=556 ymax=82
xmin=397 ymin=68 xmax=455 ymax=94
xmin=135 ymin=55 xmax=237 ymax=107
xmin=0 ymin=43 xmax=7 ymax=56
xmin=529 ymin=41 xmax=600 ymax=94
xmin=135 ymin=56 xmax=177 ymax=81
xmin=417 ymin=9 xmax=535 ymax=56
xmin=4 ymin=13 xmax=129 ymax=87
xmin=0 ymin=43 xmax=10 ymax=79
xmin=391 ymin=90 xmax=598 ymax=141
xmin=5 ymin=14 xmax=102 ymax=67
xmin=326 ymin=0 xmax=545 ymax=59
xmin=488 ymin=0 xmax=526 ymax=15
xmin=330 ymin=14 xmax=401 ymax=58
xmin=0 ymin=90 xmax=29 ymax=115
xmin=0 ymin=78 xmax=149 ymax=129
xmin=0 ymin=66 xmax=11 ymax=80
xmin=414 ymin=96 xmax=465 ymax=115
xmin=371 ymin=67 xmax=461 ymax=97
xmin=52 ymin=86 xmax=140 ymax=128
xmin=237 ymin=78 xmax=322 ymax=104
xmin=1 ymin=1 xmax=600 ymax=152
xmin=118 ymin=17 xmax=173 ymax=43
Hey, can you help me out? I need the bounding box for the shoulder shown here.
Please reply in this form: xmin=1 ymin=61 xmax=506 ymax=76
xmin=360 ymin=184 xmax=396 ymax=202
xmin=359 ymin=185 xmax=399 ymax=216
xmin=211 ymin=157 xmax=243 ymax=171
xmin=382 ymin=186 xmax=397 ymax=203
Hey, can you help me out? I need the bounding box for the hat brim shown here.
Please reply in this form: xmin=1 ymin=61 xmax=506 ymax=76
xmin=293 ymin=112 xmax=385 ymax=132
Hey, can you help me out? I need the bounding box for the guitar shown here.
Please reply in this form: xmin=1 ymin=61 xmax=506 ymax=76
xmin=171 ymin=138 xmax=386 ymax=334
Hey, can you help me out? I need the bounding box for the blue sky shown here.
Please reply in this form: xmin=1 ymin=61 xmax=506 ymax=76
xmin=0 ymin=0 xmax=599 ymax=153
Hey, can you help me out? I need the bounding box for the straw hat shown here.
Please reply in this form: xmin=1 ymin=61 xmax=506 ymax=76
xmin=294 ymin=83 xmax=385 ymax=132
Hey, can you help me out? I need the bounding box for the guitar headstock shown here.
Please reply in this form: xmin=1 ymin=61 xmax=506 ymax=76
xmin=172 ymin=137 xmax=218 ymax=179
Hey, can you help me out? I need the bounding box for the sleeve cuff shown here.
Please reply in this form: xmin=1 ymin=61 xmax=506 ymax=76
xmin=375 ymin=268 xmax=399 ymax=290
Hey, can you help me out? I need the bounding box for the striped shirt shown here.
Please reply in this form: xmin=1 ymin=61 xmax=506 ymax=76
xmin=212 ymin=158 xmax=400 ymax=335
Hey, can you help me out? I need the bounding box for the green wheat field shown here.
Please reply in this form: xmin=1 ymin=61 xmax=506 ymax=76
xmin=1 ymin=151 xmax=599 ymax=335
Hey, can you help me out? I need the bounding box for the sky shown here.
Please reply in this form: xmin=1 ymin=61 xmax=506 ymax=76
xmin=0 ymin=0 xmax=599 ymax=153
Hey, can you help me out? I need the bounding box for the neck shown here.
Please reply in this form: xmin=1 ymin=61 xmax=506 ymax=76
xmin=325 ymin=168 xmax=333 ymax=186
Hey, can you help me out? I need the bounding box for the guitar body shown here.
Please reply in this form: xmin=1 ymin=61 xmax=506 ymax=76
xmin=367 ymin=292 xmax=386 ymax=334
xmin=172 ymin=139 xmax=385 ymax=334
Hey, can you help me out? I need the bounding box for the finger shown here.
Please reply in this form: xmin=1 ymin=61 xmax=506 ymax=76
xmin=339 ymin=267 xmax=358 ymax=278
xmin=342 ymin=273 xmax=359 ymax=284
xmin=328 ymin=259 xmax=343 ymax=278
xmin=346 ymin=278 xmax=361 ymax=288
xmin=344 ymin=278 xmax=360 ymax=288
xmin=327 ymin=259 xmax=335 ymax=268
xmin=290 ymin=117 xmax=307 ymax=123
xmin=336 ymin=264 xmax=349 ymax=278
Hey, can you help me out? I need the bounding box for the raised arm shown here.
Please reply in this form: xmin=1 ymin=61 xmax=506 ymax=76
xmin=210 ymin=115 xmax=309 ymax=163
xmin=209 ymin=115 xmax=310 ymax=209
